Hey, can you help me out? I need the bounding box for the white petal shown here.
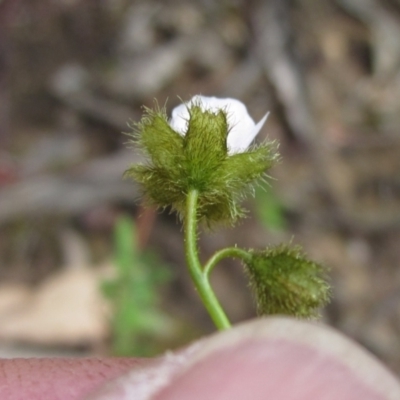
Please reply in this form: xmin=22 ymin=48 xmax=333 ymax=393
xmin=169 ymin=103 xmax=190 ymax=135
xmin=169 ymin=96 xmax=268 ymax=153
xmin=229 ymin=112 xmax=269 ymax=153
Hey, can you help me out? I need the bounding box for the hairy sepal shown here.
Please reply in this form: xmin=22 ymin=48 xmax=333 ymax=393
xmin=245 ymin=244 xmax=331 ymax=318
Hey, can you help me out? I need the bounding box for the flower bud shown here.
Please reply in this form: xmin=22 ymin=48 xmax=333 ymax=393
xmin=245 ymin=244 xmax=330 ymax=318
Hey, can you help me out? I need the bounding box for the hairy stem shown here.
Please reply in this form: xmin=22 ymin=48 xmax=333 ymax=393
xmin=184 ymin=189 xmax=231 ymax=330
xmin=204 ymin=247 xmax=251 ymax=278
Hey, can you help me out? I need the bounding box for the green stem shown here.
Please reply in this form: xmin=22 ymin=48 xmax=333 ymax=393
xmin=184 ymin=189 xmax=231 ymax=330
xmin=204 ymin=247 xmax=251 ymax=278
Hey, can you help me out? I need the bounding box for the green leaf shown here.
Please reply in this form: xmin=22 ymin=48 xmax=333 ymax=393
xmin=102 ymin=214 xmax=172 ymax=356
xmin=255 ymin=186 xmax=286 ymax=231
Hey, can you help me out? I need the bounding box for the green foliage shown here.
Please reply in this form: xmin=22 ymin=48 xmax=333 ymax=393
xmin=255 ymin=186 xmax=286 ymax=231
xmin=125 ymin=104 xmax=279 ymax=226
xmin=102 ymin=215 xmax=171 ymax=356
xmin=245 ymin=244 xmax=330 ymax=318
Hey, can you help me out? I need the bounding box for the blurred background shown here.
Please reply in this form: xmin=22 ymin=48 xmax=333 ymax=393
xmin=0 ymin=0 xmax=400 ymax=373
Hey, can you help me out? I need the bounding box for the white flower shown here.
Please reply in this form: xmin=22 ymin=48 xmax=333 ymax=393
xmin=169 ymin=95 xmax=269 ymax=153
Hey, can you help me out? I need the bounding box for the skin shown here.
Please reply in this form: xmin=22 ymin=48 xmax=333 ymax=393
xmin=0 ymin=317 xmax=399 ymax=400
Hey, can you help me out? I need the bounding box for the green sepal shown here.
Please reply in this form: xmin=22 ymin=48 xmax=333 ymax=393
xmin=128 ymin=105 xmax=185 ymax=170
xmin=124 ymin=105 xmax=186 ymax=212
xmin=184 ymin=105 xmax=228 ymax=171
xmin=125 ymin=103 xmax=279 ymax=226
xmin=195 ymin=141 xmax=279 ymax=225
xmin=245 ymin=244 xmax=330 ymax=318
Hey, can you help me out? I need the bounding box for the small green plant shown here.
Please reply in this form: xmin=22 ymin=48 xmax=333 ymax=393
xmin=254 ymin=185 xmax=287 ymax=232
xmin=125 ymin=95 xmax=330 ymax=330
xmin=102 ymin=215 xmax=170 ymax=356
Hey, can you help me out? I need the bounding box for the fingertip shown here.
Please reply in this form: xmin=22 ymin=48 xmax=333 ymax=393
xmin=92 ymin=318 xmax=400 ymax=400
xmin=0 ymin=357 xmax=142 ymax=400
